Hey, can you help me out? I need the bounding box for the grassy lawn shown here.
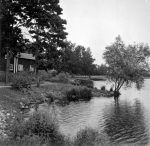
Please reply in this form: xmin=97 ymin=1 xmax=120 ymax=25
xmin=0 ymin=82 xmax=77 ymax=110
xmin=0 ymin=88 xmax=30 ymax=111
xmin=0 ymin=83 xmax=68 ymax=138
xmin=0 ymin=80 xmax=112 ymax=141
xmin=0 ymin=81 xmax=111 ymax=112
xmin=0 ymin=82 xmax=86 ymax=139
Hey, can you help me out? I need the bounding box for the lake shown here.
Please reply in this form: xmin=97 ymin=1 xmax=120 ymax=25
xmin=44 ymin=79 xmax=150 ymax=145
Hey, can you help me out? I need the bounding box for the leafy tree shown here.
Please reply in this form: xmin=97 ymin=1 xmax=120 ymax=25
xmin=81 ymin=47 xmax=95 ymax=77
xmin=0 ymin=0 xmax=2 ymax=63
xmin=72 ymin=45 xmax=84 ymax=74
xmin=58 ymin=41 xmax=76 ymax=73
xmin=103 ymin=36 xmax=150 ymax=98
xmin=59 ymin=41 xmax=95 ymax=76
xmin=20 ymin=0 xmax=68 ymax=87
xmin=93 ymin=64 xmax=108 ymax=75
xmin=1 ymin=0 xmax=28 ymax=83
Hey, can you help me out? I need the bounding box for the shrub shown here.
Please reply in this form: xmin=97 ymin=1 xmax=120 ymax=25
xmin=66 ymin=88 xmax=80 ymax=101
xmin=110 ymin=87 xmax=113 ymax=92
xmin=11 ymin=75 xmax=31 ymax=90
xmin=69 ymin=79 xmax=80 ymax=86
xmin=16 ymin=71 xmax=36 ymax=83
xmin=101 ymin=86 xmax=106 ymax=91
xmin=11 ymin=111 xmax=65 ymax=145
xmin=0 ymin=135 xmax=42 ymax=146
xmin=49 ymin=72 xmax=70 ymax=84
xmin=80 ymin=87 xmax=92 ymax=100
xmin=39 ymin=70 xmax=52 ymax=81
xmin=50 ymin=70 xmax=58 ymax=77
xmin=58 ymin=73 xmax=69 ymax=84
xmin=66 ymin=87 xmax=92 ymax=102
xmin=78 ymin=79 xmax=93 ymax=88
xmin=49 ymin=76 xmax=59 ymax=83
xmin=45 ymin=92 xmax=56 ymax=103
xmin=3 ymin=127 xmax=109 ymax=146
xmin=73 ymin=128 xmax=110 ymax=146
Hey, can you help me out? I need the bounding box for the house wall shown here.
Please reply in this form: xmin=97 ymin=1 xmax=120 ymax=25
xmin=1 ymin=54 xmax=35 ymax=73
xmin=18 ymin=58 xmax=35 ymax=71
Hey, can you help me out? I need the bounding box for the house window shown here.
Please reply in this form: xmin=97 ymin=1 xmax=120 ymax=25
xmin=30 ymin=65 xmax=34 ymax=72
xmin=18 ymin=64 xmax=23 ymax=71
xmin=9 ymin=64 xmax=13 ymax=71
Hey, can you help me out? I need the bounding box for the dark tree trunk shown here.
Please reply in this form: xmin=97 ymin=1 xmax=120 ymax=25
xmin=0 ymin=2 xmax=2 ymax=70
xmin=5 ymin=48 xmax=10 ymax=84
xmin=36 ymin=68 xmax=40 ymax=87
xmin=113 ymin=90 xmax=121 ymax=100
xmin=35 ymin=25 xmax=40 ymax=87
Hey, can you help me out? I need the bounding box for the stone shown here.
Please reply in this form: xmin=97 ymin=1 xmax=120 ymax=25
xmin=6 ymin=113 xmax=10 ymax=116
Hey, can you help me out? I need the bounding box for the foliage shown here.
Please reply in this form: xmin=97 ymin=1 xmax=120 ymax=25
xmin=11 ymin=73 xmax=31 ymax=90
xmin=73 ymin=127 xmax=110 ymax=146
xmin=103 ymin=35 xmax=150 ymax=92
xmin=19 ymin=0 xmax=68 ymax=86
xmin=59 ymin=41 xmax=95 ymax=76
xmin=101 ymin=86 xmax=106 ymax=91
xmin=81 ymin=47 xmax=95 ymax=76
xmin=51 ymin=70 xmax=58 ymax=77
xmin=1 ymin=0 xmax=29 ymax=83
xmin=39 ymin=70 xmax=58 ymax=82
xmin=66 ymin=87 xmax=92 ymax=101
xmin=45 ymin=92 xmax=56 ymax=103
xmin=2 ymin=125 xmax=110 ymax=146
xmin=11 ymin=111 xmax=65 ymax=145
xmin=58 ymin=72 xmax=70 ymax=84
xmin=110 ymin=87 xmax=113 ymax=92
xmin=1 ymin=0 xmax=28 ymax=55
xmin=78 ymin=79 xmax=94 ymax=88
xmin=17 ymin=71 xmax=36 ymax=82
xmin=39 ymin=70 xmax=52 ymax=81
xmin=49 ymin=72 xmax=70 ymax=84
xmin=58 ymin=41 xmax=76 ymax=73
xmin=0 ymin=135 xmax=42 ymax=146
xmin=93 ymin=64 xmax=108 ymax=75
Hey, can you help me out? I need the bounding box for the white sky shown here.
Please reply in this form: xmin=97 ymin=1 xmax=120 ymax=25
xmin=60 ymin=0 xmax=150 ymax=64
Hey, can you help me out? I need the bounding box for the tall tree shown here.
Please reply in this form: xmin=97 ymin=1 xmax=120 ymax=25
xmin=59 ymin=42 xmax=95 ymax=76
xmin=93 ymin=64 xmax=108 ymax=75
xmin=103 ymin=36 xmax=150 ymax=99
xmin=1 ymin=0 xmax=28 ymax=84
xmin=20 ymin=0 xmax=67 ymax=87
xmin=81 ymin=47 xmax=95 ymax=77
xmin=0 ymin=0 xmax=2 ymax=71
xmin=58 ymin=41 xmax=76 ymax=73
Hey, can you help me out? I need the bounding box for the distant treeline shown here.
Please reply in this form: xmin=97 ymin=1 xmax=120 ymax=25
xmin=92 ymin=64 xmax=108 ymax=76
xmin=57 ymin=41 xmax=108 ymax=76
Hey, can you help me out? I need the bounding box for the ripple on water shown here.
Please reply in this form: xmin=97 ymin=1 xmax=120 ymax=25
xmin=42 ymin=79 xmax=150 ymax=145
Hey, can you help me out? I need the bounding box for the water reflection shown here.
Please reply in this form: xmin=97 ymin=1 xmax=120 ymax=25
xmin=103 ymin=98 xmax=149 ymax=145
xmin=42 ymin=79 xmax=150 ymax=145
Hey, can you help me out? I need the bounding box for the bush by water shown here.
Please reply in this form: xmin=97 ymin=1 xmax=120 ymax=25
xmin=65 ymin=87 xmax=92 ymax=101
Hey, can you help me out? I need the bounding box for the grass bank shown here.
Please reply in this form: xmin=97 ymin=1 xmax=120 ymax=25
xmin=0 ymin=82 xmax=113 ymax=139
xmin=0 ymin=109 xmax=110 ymax=146
xmin=75 ymin=75 xmax=107 ymax=81
xmin=0 ymin=71 xmax=113 ymax=143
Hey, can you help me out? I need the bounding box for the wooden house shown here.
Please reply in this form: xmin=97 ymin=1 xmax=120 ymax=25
xmin=10 ymin=53 xmax=35 ymax=73
xmin=0 ymin=53 xmax=35 ymax=73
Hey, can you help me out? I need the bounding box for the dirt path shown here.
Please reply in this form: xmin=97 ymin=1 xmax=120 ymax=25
xmin=0 ymin=81 xmax=54 ymax=88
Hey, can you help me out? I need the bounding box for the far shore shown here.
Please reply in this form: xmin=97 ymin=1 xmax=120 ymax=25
xmin=75 ymin=75 xmax=107 ymax=81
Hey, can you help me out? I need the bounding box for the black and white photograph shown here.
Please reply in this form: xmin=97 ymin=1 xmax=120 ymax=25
xmin=0 ymin=0 xmax=150 ymax=145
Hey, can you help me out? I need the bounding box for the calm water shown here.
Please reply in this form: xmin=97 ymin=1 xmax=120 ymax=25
xmin=45 ymin=79 xmax=150 ymax=145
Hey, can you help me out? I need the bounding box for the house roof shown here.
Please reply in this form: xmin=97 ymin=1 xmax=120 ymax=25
xmin=18 ymin=53 xmax=35 ymax=60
